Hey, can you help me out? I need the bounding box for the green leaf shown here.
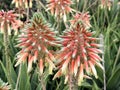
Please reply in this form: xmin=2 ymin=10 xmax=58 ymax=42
xmin=107 ymin=64 xmax=120 ymax=89
xmin=18 ymin=63 xmax=31 ymax=90
xmin=0 ymin=60 xmax=17 ymax=89
xmin=92 ymin=81 xmax=101 ymax=90
xmin=31 ymin=70 xmax=39 ymax=90
xmin=36 ymin=83 xmax=42 ymax=90
xmin=0 ymin=78 xmax=10 ymax=89
xmin=81 ymin=82 xmax=92 ymax=88
xmin=104 ymin=28 xmax=112 ymax=71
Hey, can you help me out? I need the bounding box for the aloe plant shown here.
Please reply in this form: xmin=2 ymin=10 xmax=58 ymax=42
xmin=0 ymin=0 xmax=120 ymax=90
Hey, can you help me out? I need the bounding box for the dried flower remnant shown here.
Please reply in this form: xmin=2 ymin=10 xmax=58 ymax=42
xmin=53 ymin=24 xmax=103 ymax=85
xmin=15 ymin=13 xmax=57 ymax=74
xmin=0 ymin=10 xmax=22 ymax=35
xmin=12 ymin=0 xmax=33 ymax=8
xmin=70 ymin=12 xmax=91 ymax=29
xmin=46 ymin=0 xmax=73 ymax=21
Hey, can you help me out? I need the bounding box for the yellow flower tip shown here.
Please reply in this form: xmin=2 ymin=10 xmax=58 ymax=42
xmin=64 ymin=75 xmax=69 ymax=84
xmin=61 ymin=68 xmax=67 ymax=75
xmin=14 ymin=30 xmax=18 ymax=35
xmin=77 ymin=0 xmax=79 ymax=3
xmin=49 ymin=65 xmax=53 ymax=74
xmin=100 ymin=4 xmax=104 ymax=9
xmin=96 ymin=62 xmax=104 ymax=70
xmin=27 ymin=62 xmax=33 ymax=73
xmin=78 ymin=81 xmax=82 ymax=86
xmin=74 ymin=65 xmax=78 ymax=77
xmin=11 ymin=0 xmax=15 ymax=4
xmin=49 ymin=64 xmax=56 ymax=75
xmin=16 ymin=2 xmax=19 ymax=8
xmin=78 ymin=78 xmax=83 ymax=86
xmin=84 ymin=75 xmax=92 ymax=79
xmin=108 ymin=7 xmax=111 ymax=11
xmin=15 ymin=60 xmax=21 ymax=67
xmin=46 ymin=57 xmax=56 ymax=74
xmin=29 ymin=1 xmax=33 ymax=8
xmin=25 ymin=3 xmax=28 ymax=8
xmin=89 ymin=61 xmax=98 ymax=79
xmin=63 ymin=13 xmax=67 ymax=22
xmin=61 ymin=57 xmax=71 ymax=74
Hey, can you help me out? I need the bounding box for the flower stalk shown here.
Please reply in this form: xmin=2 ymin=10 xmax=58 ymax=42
xmin=68 ymin=66 xmax=78 ymax=90
xmin=3 ymin=20 xmax=10 ymax=73
xmin=39 ymin=74 xmax=46 ymax=90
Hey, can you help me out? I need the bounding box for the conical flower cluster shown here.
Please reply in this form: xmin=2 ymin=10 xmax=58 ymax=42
xmin=70 ymin=12 xmax=91 ymax=29
xmin=12 ymin=0 xmax=33 ymax=8
xmin=15 ymin=13 xmax=57 ymax=74
xmin=47 ymin=0 xmax=73 ymax=21
xmin=53 ymin=12 xmax=103 ymax=85
xmin=0 ymin=10 xmax=22 ymax=35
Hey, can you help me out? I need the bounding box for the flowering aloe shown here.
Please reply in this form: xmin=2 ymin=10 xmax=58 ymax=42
xmin=12 ymin=0 xmax=33 ymax=8
xmin=53 ymin=13 xmax=103 ymax=86
xmin=0 ymin=10 xmax=22 ymax=35
xmin=15 ymin=13 xmax=57 ymax=74
xmin=0 ymin=10 xmax=22 ymax=75
xmin=70 ymin=12 xmax=91 ymax=29
xmin=46 ymin=0 xmax=73 ymax=21
xmin=100 ymin=0 xmax=112 ymax=10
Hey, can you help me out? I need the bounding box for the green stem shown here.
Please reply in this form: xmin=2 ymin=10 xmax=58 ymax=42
xmin=27 ymin=7 xmax=29 ymax=21
xmin=15 ymin=64 xmax=22 ymax=90
xmin=3 ymin=21 xmax=10 ymax=73
xmin=68 ymin=75 xmax=78 ymax=90
xmin=68 ymin=65 xmax=78 ymax=90
xmin=56 ymin=14 xmax=61 ymax=34
xmin=112 ymin=46 xmax=120 ymax=73
xmin=38 ymin=52 xmax=46 ymax=90
xmin=39 ymin=74 xmax=46 ymax=90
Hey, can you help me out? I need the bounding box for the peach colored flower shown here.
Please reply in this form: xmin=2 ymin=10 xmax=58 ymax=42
xmin=12 ymin=0 xmax=33 ymax=8
xmin=15 ymin=13 xmax=57 ymax=74
xmin=0 ymin=10 xmax=22 ymax=35
xmin=46 ymin=0 xmax=73 ymax=21
xmin=70 ymin=12 xmax=91 ymax=29
xmin=53 ymin=23 xmax=103 ymax=85
xmin=100 ymin=0 xmax=112 ymax=10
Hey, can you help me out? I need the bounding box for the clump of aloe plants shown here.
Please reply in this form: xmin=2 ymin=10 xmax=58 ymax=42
xmin=0 ymin=0 xmax=120 ymax=90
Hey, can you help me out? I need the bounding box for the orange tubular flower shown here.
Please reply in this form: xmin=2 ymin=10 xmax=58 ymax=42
xmin=47 ymin=0 xmax=73 ymax=21
xmin=12 ymin=0 xmax=33 ymax=8
xmin=0 ymin=10 xmax=22 ymax=35
xmin=53 ymin=14 xmax=103 ymax=85
xmin=15 ymin=13 xmax=57 ymax=74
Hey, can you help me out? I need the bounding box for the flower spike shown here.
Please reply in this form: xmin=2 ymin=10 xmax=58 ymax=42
xmin=54 ymin=14 xmax=103 ymax=85
xmin=16 ymin=13 xmax=57 ymax=74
